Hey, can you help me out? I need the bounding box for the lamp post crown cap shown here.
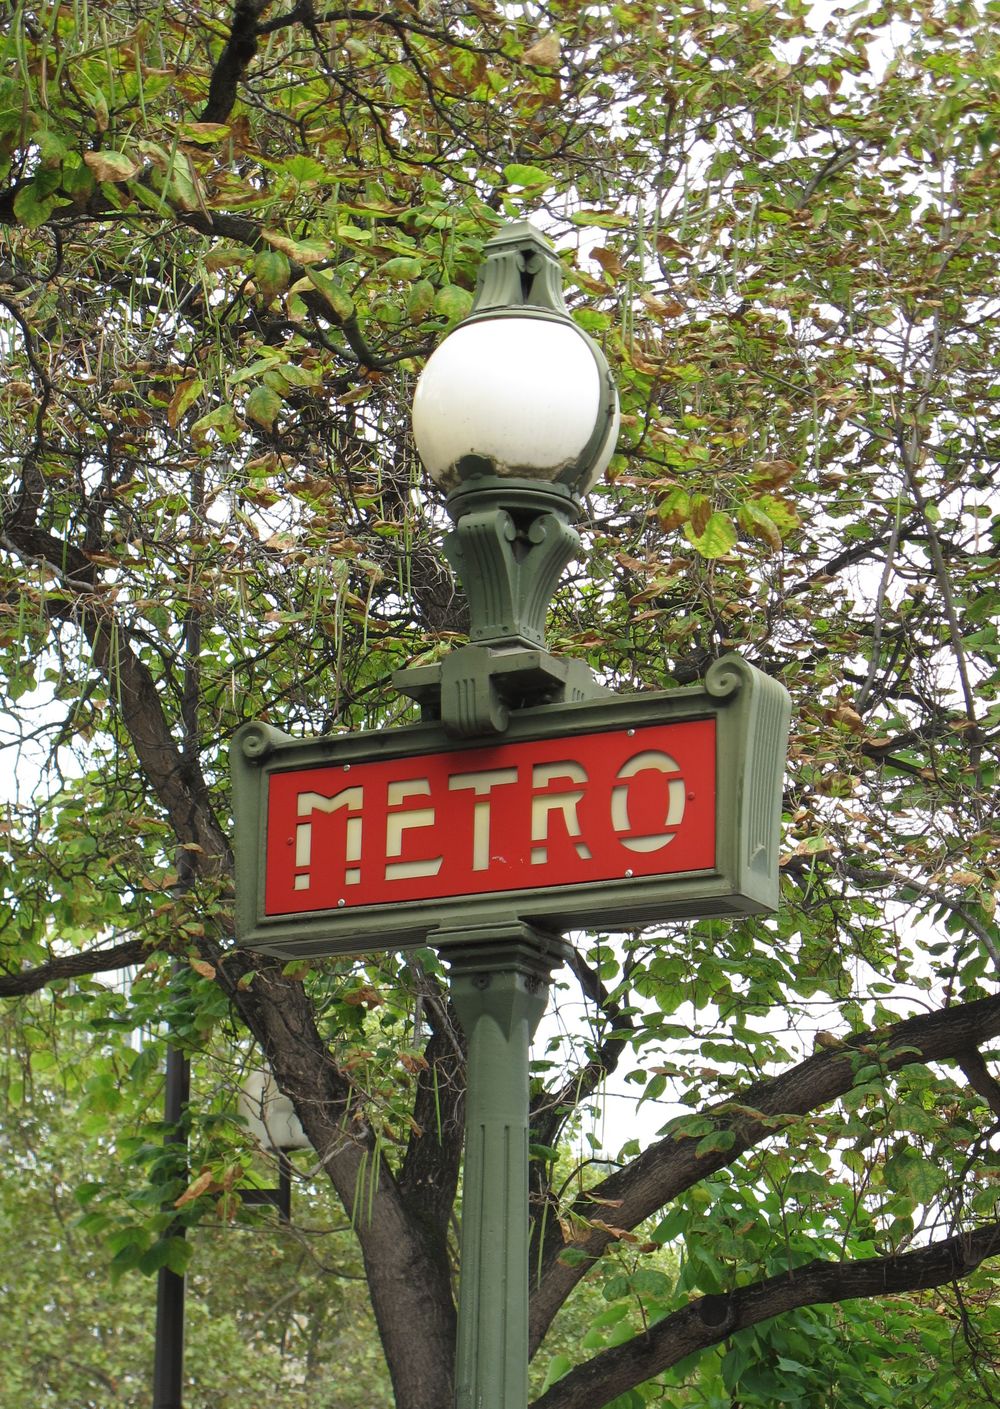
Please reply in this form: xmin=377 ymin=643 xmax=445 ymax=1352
xmin=482 ymin=219 xmax=556 ymax=254
xmin=472 ymin=221 xmax=566 ymax=318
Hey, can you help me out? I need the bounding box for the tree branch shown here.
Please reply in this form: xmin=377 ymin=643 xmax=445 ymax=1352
xmin=529 ymin=991 xmax=1000 ymax=1352
xmin=200 ymin=0 xmax=273 ymax=124
xmin=256 ymin=4 xmax=501 ymax=54
xmin=0 ymin=938 xmax=148 ymax=996
xmin=399 ymin=967 xmax=466 ymax=1244
xmin=958 ymin=1049 xmax=1000 ymax=1120
xmin=532 ymin=949 xmax=637 ymax=1142
xmin=531 ymin=1223 xmax=1000 ymax=1409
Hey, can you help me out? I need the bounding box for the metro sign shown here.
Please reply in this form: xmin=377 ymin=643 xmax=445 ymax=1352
xmin=266 ymin=718 xmax=715 ymax=914
xmin=232 ymin=654 xmax=790 ymax=958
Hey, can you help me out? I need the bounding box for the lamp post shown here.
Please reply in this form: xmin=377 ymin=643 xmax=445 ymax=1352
xmin=237 ymin=1067 xmax=313 ymax=1221
xmin=229 ymin=217 xmax=789 ymax=1408
xmin=408 ymin=221 xmax=620 ymax=1409
xmin=152 ymin=1039 xmax=189 ymax=1409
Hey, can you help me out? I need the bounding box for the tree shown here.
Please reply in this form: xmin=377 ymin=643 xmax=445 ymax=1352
xmin=1 ymin=0 xmax=998 ymax=1405
xmin=0 ymin=1002 xmax=394 ymax=1407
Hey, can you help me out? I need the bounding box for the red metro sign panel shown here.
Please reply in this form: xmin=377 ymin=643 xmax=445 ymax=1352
xmin=232 ymin=657 xmax=790 ymax=958
xmin=264 ymin=719 xmax=715 ymax=917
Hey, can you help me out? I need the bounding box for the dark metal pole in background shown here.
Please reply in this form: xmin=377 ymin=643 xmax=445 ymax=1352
xmin=152 ymin=1036 xmax=189 ymax=1409
xmin=154 ymin=465 xmax=201 ymax=1408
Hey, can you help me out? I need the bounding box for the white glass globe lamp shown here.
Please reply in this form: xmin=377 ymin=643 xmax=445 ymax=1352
xmin=411 ymin=222 xmax=619 ymax=499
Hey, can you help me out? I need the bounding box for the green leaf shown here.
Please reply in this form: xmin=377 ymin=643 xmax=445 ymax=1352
xmin=62 ymin=159 xmax=95 ymax=201
xmin=83 ymin=149 xmax=141 ymax=183
xmin=685 ymin=511 xmax=738 ymax=559
xmin=190 ymin=405 xmax=239 ymax=445
xmin=167 ymin=377 xmax=204 ymax=427
xmin=433 ymin=284 xmax=473 ymax=322
xmin=570 ymin=209 xmax=632 ymax=228
xmin=755 ymin=494 xmax=800 ymax=536
xmin=694 ymin=1128 xmax=737 ymax=1156
xmin=13 ymin=180 xmax=60 ymax=228
xmin=656 ymin=485 xmax=690 ymax=529
xmin=245 ymin=384 xmax=282 ymax=429
xmin=666 ymin=1114 xmax=715 ymax=1139
xmin=738 ymin=499 xmax=783 ymax=551
xmin=406 ymin=278 xmax=436 ymax=322
xmin=556 ymin=1245 xmax=591 ymax=1266
xmin=776 ymin=1356 xmax=810 ymax=1375
xmin=280 ymin=154 xmax=326 ymax=183
xmin=138 ymin=1239 xmax=177 ymax=1275
xmin=541 ymin=1353 xmax=573 ymax=1391
xmin=503 ymin=162 xmax=550 ymax=188
xmin=306 ymin=268 xmax=356 ymax=321
xmin=164 ymin=1236 xmax=194 ymax=1276
xmin=382 ymin=256 xmax=424 ymax=280
xmin=651 ymin=1208 xmax=688 ymax=1243
xmin=722 ymin=1337 xmax=755 ymax=1391
xmin=330 ymin=220 xmax=374 ymax=242
xmin=163 ymin=157 xmax=200 ymax=212
xmin=590 ymin=1302 xmax=629 ymax=1330
xmin=602 ymin=1273 xmax=630 ymax=1301
xmin=263 ymin=230 xmax=337 ymax=264
xmin=253 ymin=250 xmax=291 ymax=301
xmin=630 ymin=1268 xmax=672 ymax=1298
xmin=267 ymin=361 xmax=322 ymax=389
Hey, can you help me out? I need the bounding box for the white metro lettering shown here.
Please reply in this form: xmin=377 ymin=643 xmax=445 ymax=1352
xmin=288 ymin=742 xmax=692 ymax=896
xmin=295 ymin=786 xmax=364 ymax=890
xmin=530 ymin=761 xmax=592 ymax=865
xmin=448 ymin=767 xmax=518 ymax=871
xmin=610 ymin=751 xmax=685 ymax=853
xmin=384 ymin=778 xmax=442 ymax=882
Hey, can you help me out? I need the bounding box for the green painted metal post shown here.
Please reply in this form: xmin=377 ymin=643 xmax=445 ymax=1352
xmin=440 ymin=925 xmax=571 ymax=1409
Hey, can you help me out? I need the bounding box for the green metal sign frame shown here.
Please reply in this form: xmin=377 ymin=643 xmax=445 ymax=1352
xmin=231 ymin=654 xmax=789 ymax=959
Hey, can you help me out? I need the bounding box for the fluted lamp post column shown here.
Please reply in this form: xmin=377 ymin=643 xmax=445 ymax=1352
xmin=406 ymin=221 xmax=620 ymax=1409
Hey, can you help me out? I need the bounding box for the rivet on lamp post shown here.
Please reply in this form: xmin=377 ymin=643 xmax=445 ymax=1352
xmin=400 ymin=219 xmax=620 ymax=736
xmin=407 ymin=221 xmax=620 ymax=1409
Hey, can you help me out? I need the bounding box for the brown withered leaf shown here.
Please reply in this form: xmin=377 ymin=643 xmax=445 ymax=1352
xmin=523 ymin=33 xmax=560 ymax=66
xmin=589 ymin=1218 xmax=639 ymax=1242
xmin=825 ymin=704 xmax=864 ymax=733
xmin=592 ymin=246 xmax=626 ymax=279
xmin=627 ymin=349 xmax=665 ymax=376
xmin=342 ymin=985 xmax=384 ymax=1007
xmin=655 ymin=233 xmax=693 ymax=259
xmin=84 ymin=149 xmax=141 ymax=183
xmin=641 ymin=291 xmax=684 ymax=318
xmin=175 ymin=1169 xmax=217 ymax=1207
xmin=751 ymin=458 xmax=798 ymax=488
xmin=570 ymin=269 xmax=608 ymax=296
xmin=558 ymin=1215 xmax=589 ymax=1244
xmin=216 ymin=1192 xmax=241 ymax=1222
xmin=689 ymin=493 xmax=712 ymax=538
